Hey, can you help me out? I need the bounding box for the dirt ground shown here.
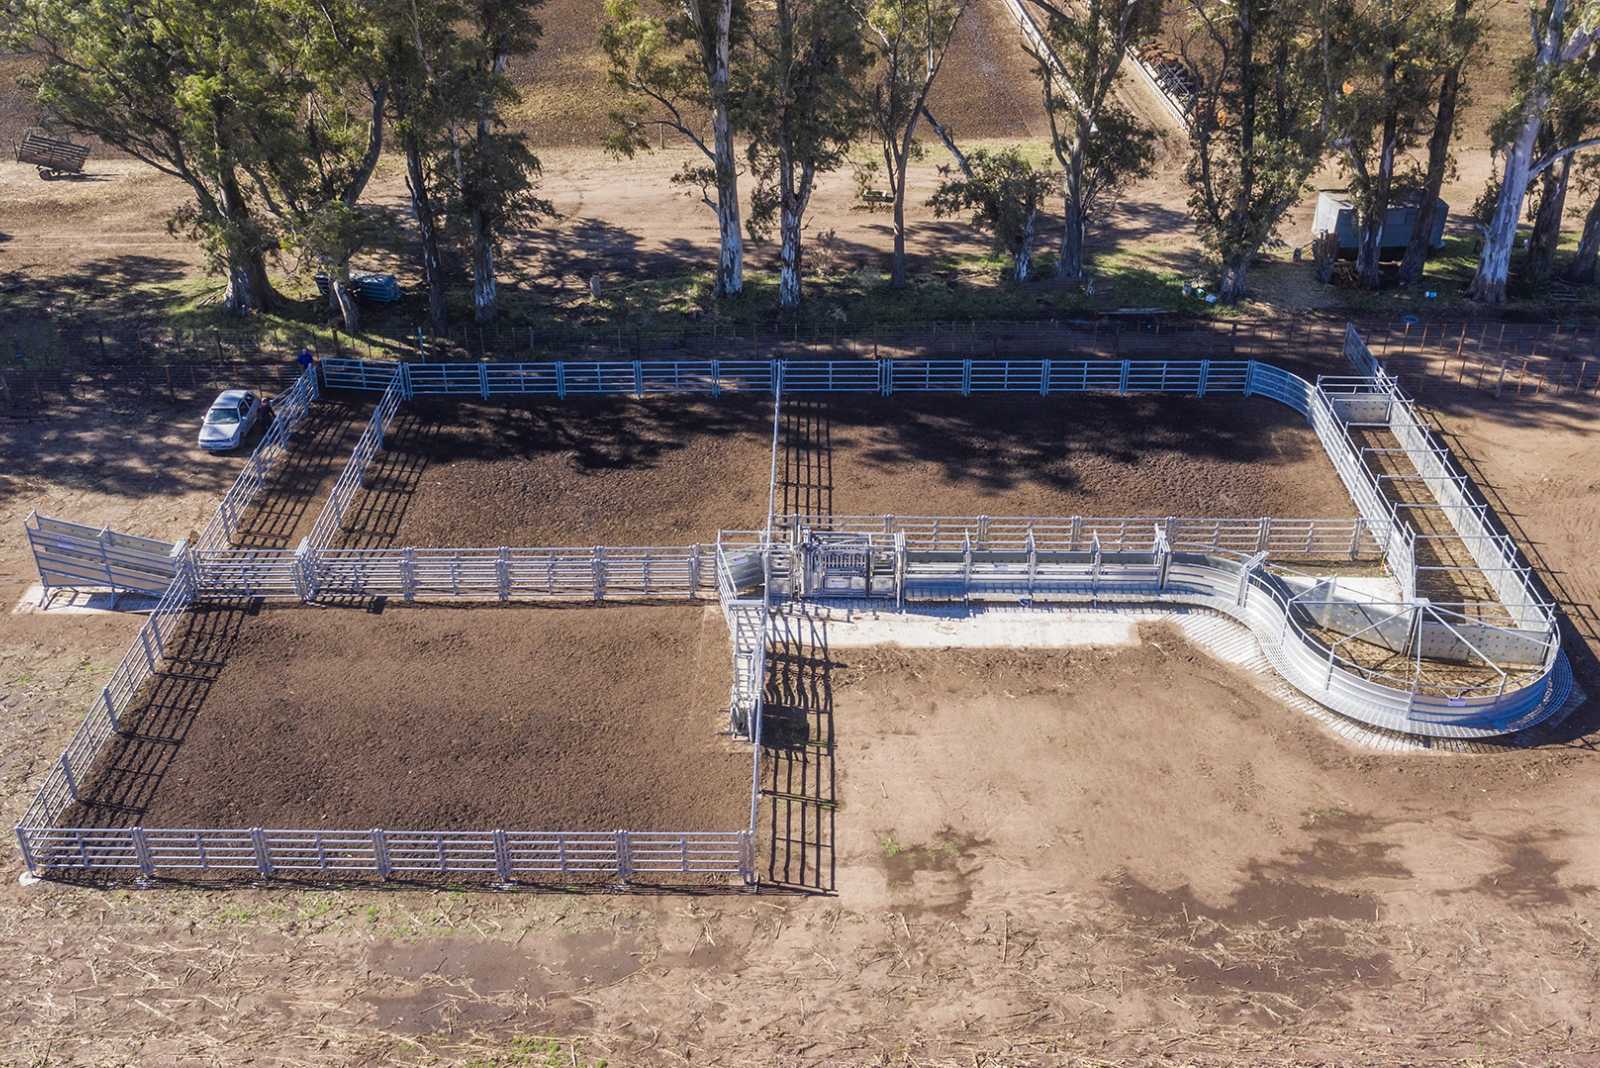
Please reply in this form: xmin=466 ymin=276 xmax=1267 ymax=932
xmin=337 ymin=394 xmax=777 ymax=548
xmin=0 ymin=387 xmax=253 ymax=604
xmin=781 ymin=394 xmax=1357 ymax=519
xmin=66 ymin=602 xmax=746 ymax=833
xmin=1 ymin=381 xmax=1599 ymax=1064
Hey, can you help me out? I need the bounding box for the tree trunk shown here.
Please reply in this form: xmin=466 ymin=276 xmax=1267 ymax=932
xmin=922 ymin=106 xmax=973 ymax=178
xmin=1470 ymin=118 xmax=1542 ymax=303
xmin=471 ymin=205 xmax=496 ymax=323
xmin=1563 ymin=189 xmax=1600 ymax=282
xmin=1057 ymin=149 xmax=1086 ymax=283
xmin=405 ymin=132 xmax=449 ymax=333
xmin=324 ymin=255 xmax=361 ymax=333
xmin=1469 ymin=0 xmax=1572 ymax=304
xmin=1015 ymin=208 xmax=1038 ymax=283
xmin=1218 ymin=255 xmax=1250 ymax=303
xmin=217 ymin=164 xmax=272 ymax=316
xmin=708 ymin=0 xmax=743 ymax=298
xmin=1356 ymin=203 xmax=1385 ymax=289
xmin=778 ymin=201 xmax=803 ymax=308
xmin=223 ymin=250 xmax=272 ymax=316
xmin=890 ymin=179 xmax=908 ymax=288
xmin=1398 ymin=0 xmax=1468 ymax=288
xmin=1526 ymin=154 xmax=1572 ymax=282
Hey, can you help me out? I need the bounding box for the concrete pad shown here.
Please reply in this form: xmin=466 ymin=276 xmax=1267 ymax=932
xmin=9 ymin=584 xmax=161 ymax=616
xmin=800 ymin=602 xmax=1145 ymax=649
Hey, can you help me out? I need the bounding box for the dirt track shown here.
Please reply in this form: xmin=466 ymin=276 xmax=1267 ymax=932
xmin=781 ymin=393 xmax=1356 ymax=519
xmin=66 ymin=603 xmax=747 ymax=832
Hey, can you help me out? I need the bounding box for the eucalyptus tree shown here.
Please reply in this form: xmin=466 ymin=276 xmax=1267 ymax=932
xmin=1178 ymin=0 xmax=1335 ymax=303
xmin=928 ymin=146 xmax=1054 ymax=281
xmin=446 ymin=0 xmax=554 ymax=323
xmin=858 ymin=0 xmax=970 ymax=287
xmin=1331 ymin=0 xmax=1447 ymax=289
xmin=4 ymin=0 xmax=301 ymax=314
xmin=1468 ymin=0 xmax=1600 ymax=303
xmin=602 ymin=0 xmax=748 ymax=296
xmin=738 ymin=0 xmax=871 ymax=308
xmin=1023 ymin=0 xmax=1158 ymax=283
xmin=1397 ymin=0 xmax=1482 ymax=287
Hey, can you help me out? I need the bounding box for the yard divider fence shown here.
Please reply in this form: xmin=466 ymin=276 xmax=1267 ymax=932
xmin=17 ymin=826 xmax=752 ymax=882
xmin=17 ymin=564 xmax=199 ymax=835
xmin=194 ymin=365 xmax=321 ymax=551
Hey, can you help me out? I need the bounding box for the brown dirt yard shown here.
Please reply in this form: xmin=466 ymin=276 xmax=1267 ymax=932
xmin=781 ymin=393 xmax=1357 ymax=519
xmin=336 ymin=394 xmax=777 ymax=548
xmin=62 ymin=602 xmax=746 ymax=834
xmin=1 ymin=381 xmax=1599 ymax=1065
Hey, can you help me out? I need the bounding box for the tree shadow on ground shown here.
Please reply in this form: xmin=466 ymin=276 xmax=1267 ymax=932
xmin=390 ymin=393 xmax=774 ymax=473
xmin=809 ymin=393 xmax=1325 ymax=498
xmin=0 ymin=386 xmax=242 ymax=507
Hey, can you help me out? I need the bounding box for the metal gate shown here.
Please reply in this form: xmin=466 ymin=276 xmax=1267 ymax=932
xmin=801 ymin=531 xmax=874 ymax=597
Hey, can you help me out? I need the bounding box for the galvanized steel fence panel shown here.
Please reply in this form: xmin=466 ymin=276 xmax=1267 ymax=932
xmin=18 ymin=826 xmax=751 ymax=880
xmin=195 ymin=366 xmax=320 ymax=551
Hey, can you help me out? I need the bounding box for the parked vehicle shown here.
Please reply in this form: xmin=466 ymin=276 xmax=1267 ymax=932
xmin=197 ymin=389 xmax=263 ymax=451
xmin=14 ymin=127 xmax=90 ymax=179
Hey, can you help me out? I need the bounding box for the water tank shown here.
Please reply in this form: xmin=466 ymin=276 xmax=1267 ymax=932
xmin=1312 ymin=192 xmax=1447 ymax=260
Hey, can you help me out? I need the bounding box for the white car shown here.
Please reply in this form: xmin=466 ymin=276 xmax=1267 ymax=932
xmin=197 ymin=389 xmax=264 ymax=451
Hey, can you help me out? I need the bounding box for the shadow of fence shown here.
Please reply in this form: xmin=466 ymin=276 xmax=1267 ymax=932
xmin=761 ymin=608 xmax=838 ymax=892
xmin=779 ymin=399 xmax=834 ymax=519
xmin=61 ymin=601 xmax=256 ymax=828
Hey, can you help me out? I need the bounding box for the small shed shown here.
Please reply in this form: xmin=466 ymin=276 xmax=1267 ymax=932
xmin=1312 ymin=192 xmax=1447 ymax=260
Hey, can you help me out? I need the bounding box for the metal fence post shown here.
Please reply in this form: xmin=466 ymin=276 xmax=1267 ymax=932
xmin=16 ymin=827 xmax=37 ymax=877
xmin=1040 ymin=359 xmax=1051 ymax=396
xmin=615 ymin=830 xmax=633 ymax=882
xmin=496 ymin=547 xmax=511 ymax=601
xmin=478 ymin=360 xmax=490 ymax=399
xmin=1118 ymin=361 xmax=1130 ymax=395
xmin=399 ymin=360 xmax=414 ymax=401
xmin=556 ymin=362 xmax=568 ymax=400
xmin=493 ymin=829 xmax=513 ymax=883
xmin=740 ymin=830 xmax=755 ymax=885
xmin=961 ymin=359 xmax=972 ymax=396
xmin=59 ymin=754 xmax=79 ymax=801
xmin=132 ymin=826 xmax=154 ymax=880
xmin=1244 ymin=360 xmax=1256 ymax=397
xmin=1198 ymin=359 xmax=1210 ymax=397
xmin=633 ymin=360 xmax=644 ymax=397
xmin=372 ymin=828 xmax=391 ymax=879
xmin=250 ymin=827 xmax=274 ymax=877
xmin=879 ymin=358 xmax=892 ymax=396
xmin=593 ymin=546 xmax=606 ymax=601
xmin=401 ymin=547 xmax=417 ymax=603
xmin=688 ymin=544 xmax=702 ymax=598
xmin=102 ymin=686 xmax=121 ymax=733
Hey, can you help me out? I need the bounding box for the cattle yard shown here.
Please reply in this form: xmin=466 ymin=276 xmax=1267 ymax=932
xmin=12 ymin=328 xmax=1575 ymax=887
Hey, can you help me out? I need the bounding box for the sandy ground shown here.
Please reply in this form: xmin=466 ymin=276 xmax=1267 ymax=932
xmin=63 ymin=603 xmax=746 ymax=834
xmin=337 ymin=395 xmax=778 ymax=548
xmin=0 ymin=373 xmax=1598 ymax=1063
xmin=782 ymin=394 xmax=1357 ymax=519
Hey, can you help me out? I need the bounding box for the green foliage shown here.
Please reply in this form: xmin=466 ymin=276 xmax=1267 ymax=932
xmin=928 ymin=147 xmax=1053 ymax=277
xmin=739 ymin=0 xmax=871 ymax=242
xmin=1180 ymin=0 xmax=1334 ymax=299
